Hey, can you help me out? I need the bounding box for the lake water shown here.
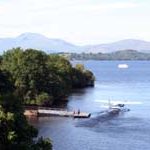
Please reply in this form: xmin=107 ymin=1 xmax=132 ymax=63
xmin=31 ymin=61 xmax=150 ymax=150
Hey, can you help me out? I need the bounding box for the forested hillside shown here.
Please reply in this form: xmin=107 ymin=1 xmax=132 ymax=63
xmin=67 ymin=50 xmax=150 ymax=60
xmin=0 ymin=48 xmax=95 ymax=106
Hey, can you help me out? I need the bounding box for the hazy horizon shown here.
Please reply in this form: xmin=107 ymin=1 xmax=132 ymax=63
xmin=1 ymin=32 xmax=150 ymax=46
xmin=0 ymin=0 xmax=150 ymax=45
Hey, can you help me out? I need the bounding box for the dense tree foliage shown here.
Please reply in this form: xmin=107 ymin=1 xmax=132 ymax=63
xmin=0 ymin=70 xmax=52 ymax=150
xmin=0 ymin=48 xmax=95 ymax=149
xmin=0 ymin=48 xmax=94 ymax=106
xmin=72 ymin=64 xmax=95 ymax=88
xmin=0 ymin=70 xmax=14 ymax=94
xmin=62 ymin=50 xmax=150 ymax=60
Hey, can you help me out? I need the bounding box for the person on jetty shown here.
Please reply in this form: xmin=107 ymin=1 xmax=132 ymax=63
xmin=73 ymin=110 xmax=75 ymax=114
xmin=73 ymin=109 xmax=80 ymax=115
xmin=77 ymin=109 xmax=80 ymax=114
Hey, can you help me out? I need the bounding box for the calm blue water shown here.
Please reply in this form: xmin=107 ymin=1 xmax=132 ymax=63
xmin=32 ymin=61 xmax=150 ymax=150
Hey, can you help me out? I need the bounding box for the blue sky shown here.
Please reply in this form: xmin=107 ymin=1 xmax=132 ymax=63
xmin=0 ymin=0 xmax=150 ymax=45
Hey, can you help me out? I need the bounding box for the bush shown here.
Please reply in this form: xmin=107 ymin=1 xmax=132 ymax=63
xmin=36 ymin=92 xmax=53 ymax=106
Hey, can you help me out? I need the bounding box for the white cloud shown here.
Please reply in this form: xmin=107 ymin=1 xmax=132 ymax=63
xmin=64 ymin=2 xmax=138 ymax=13
xmin=0 ymin=1 xmax=138 ymax=16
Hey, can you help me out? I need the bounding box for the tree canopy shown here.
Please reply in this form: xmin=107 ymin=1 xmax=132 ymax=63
xmin=0 ymin=69 xmax=52 ymax=150
xmin=0 ymin=47 xmax=95 ymax=149
xmin=0 ymin=48 xmax=95 ymax=106
xmin=64 ymin=50 xmax=150 ymax=60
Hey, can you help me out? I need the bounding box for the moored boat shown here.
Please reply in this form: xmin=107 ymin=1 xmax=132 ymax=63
xmin=118 ymin=64 xmax=128 ymax=69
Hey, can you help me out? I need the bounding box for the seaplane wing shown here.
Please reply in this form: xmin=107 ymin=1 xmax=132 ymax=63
xmin=95 ymin=100 xmax=142 ymax=105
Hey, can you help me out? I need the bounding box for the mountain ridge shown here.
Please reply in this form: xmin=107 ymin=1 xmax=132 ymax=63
xmin=0 ymin=33 xmax=150 ymax=53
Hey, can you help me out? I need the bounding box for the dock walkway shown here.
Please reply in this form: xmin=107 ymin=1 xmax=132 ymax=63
xmin=24 ymin=106 xmax=91 ymax=118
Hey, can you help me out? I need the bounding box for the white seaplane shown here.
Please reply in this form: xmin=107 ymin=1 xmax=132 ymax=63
xmin=95 ymin=100 xmax=142 ymax=114
xmin=107 ymin=101 xmax=129 ymax=114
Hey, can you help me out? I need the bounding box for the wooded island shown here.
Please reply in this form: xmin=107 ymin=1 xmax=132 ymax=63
xmin=0 ymin=48 xmax=95 ymax=149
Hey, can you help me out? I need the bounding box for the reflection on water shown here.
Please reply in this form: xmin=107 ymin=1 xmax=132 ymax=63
xmin=30 ymin=61 xmax=150 ymax=150
xmin=75 ymin=111 xmax=121 ymax=128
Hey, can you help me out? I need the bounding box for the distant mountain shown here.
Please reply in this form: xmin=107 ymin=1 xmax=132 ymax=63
xmin=0 ymin=33 xmax=150 ymax=54
xmin=84 ymin=39 xmax=150 ymax=53
xmin=0 ymin=33 xmax=81 ymax=53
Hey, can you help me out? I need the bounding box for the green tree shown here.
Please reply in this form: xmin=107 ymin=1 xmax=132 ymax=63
xmin=75 ymin=64 xmax=85 ymax=72
xmin=1 ymin=48 xmax=50 ymax=104
xmin=84 ymin=70 xmax=95 ymax=86
xmin=1 ymin=47 xmax=24 ymax=86
xmin=1 ymin=48 xmax=95 ymax=105
xmin=32 ymin=137 xmax=52 ymax=150
xmin=0 ymin=70 xmax=14 ymax=94
xmin=36 ymin=92 xmax=53 ymax=106
xmin=47 ymin=55 xmax=73 ymax=99
xmin=72 ymin=64 xmax=95 ymax=88
xmin=0 ymin=94 xmax=52 ymax=150
xmin=0 ymin=70 xmax=52 ymax=150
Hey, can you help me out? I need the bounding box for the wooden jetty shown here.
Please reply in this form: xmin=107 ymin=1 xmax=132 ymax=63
xmin=24 ymin=106 xmax=91 ymax=118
